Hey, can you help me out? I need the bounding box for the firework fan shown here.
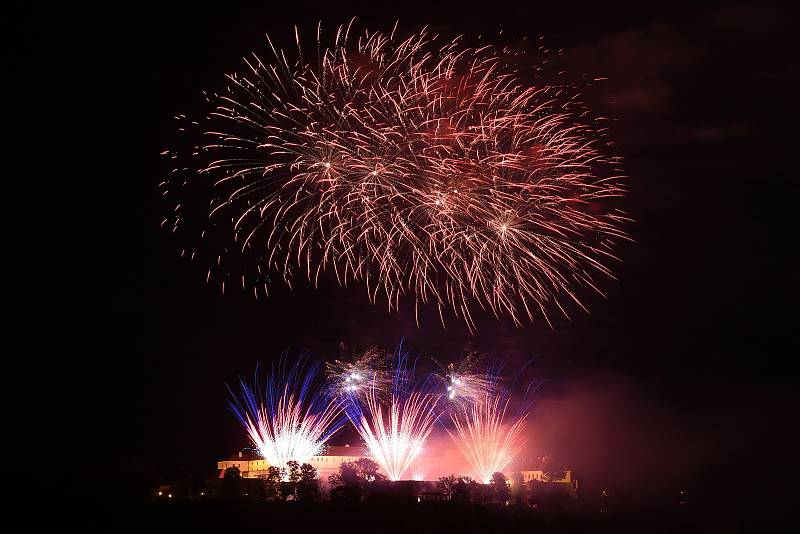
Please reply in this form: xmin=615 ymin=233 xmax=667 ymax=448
xmin=163 ymin=21 xmax=628 ymax=330
xmin=448 ymin=391 xmax=529 ymax=484
xmin=444 ymin=361 xmax=541 ymax=483
xmin=228 ymin=357 xmax=346 ymax=470
xmin=343 ymin=349 xmax=443 ymax=480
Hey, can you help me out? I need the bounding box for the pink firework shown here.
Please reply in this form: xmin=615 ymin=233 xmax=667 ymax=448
xmin=448 ymin=393 xmax=529 ymax=484
xmin=343 ymin=353 xmax=442 ymax=481
xmin=163 ymin=22 xmax=628 ymax=330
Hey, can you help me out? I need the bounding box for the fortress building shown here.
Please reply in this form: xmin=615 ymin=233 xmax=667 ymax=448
xmin=218 ymin=444 xmax=368 ymax=481
xmin=218 ymin=447 xmax=574 ymax=488
xmin=218 ymin=443 xmax=464 ymax=482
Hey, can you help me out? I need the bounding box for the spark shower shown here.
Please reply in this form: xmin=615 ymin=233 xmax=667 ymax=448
xmin=163 ymin=22 xmax=628 ymax=331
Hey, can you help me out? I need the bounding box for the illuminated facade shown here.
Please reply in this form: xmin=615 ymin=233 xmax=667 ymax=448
xmin=218 ymin=444 xmax=464 ymax=482
xmin=217 ymin=447 xmax=571 ymax=486
xmin=218 ymin=444 xmax=369 ymax=480
xmin=519 ymin=469 xmax=574 ymax=484
xmin=510 ymin=468 xmax=579 ymax=499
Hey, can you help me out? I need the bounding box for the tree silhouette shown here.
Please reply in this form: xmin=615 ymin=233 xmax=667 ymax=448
xmin=281 ymin=460 xmax=300 ymax=500
xmin=353 ymin=458 xmax=384 ymax=482
xmin=328 ymin=458 xmax=386 ymax=502
xmin=452 ymin=476 xmax=473 ymax=503
xmin=509 ymin=472 xmax=526 ymax=505
xmin=437 ymin=475 xmax=458 ymax=499
xmin=297 ymin=463 xmax=320 ymax=501
xmin=437 ymin=474 xmax=474 ymax=502
xmin=262 ymin=466 xmax=282 ymax=501
xmin=224 ymin=466 xmax=241 ymax=479
xmin=490 ymin=472 xmax=511 ymax=504
xmin=468 ymin=479 xmax=490 ymax=504
xmin=286 ymin=461 xmax=300 ymax=483
xmin=222 ymin=466 xmax=241 ymax=499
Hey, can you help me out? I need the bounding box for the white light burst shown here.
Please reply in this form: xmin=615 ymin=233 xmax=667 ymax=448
xmin=229 ymin=359 xmax=345 ymax=469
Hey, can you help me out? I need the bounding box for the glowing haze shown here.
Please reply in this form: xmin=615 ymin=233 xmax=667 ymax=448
xmin=228 ymin=359 xmax=346 ymax=469
xmin=163 ymin=22 xmax=628 ymax=331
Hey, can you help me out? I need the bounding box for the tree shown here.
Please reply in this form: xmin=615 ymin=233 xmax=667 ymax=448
xmin=279 ymin=460 xmax=300 ymax=500
xmin=490 ymin=472 xmax=511 ymax=504
xmin=328 ymin=458 xmax=386 ymax=502
xmin=224 ymin=466 xmax=241 ymax=479
xmin=328 ymin=461 xmax=358 ymax=489
xmin=509 ymin=472 xmax=526 ymax=506
xmin=329 ymin=462 xmax=361 ymax=502
xmin=286 ymin=461 xmax=301 ymax=484
xmin=525 ymin=480 xmax=537 ymax=507
xmin=222 ymin=466 xmax=241 ymax=499
xmin=452 ymin=476 xmax=473 ymax=503
xmin=353 ymin=458 xmax=384 ymax=482
xmin=296 ymin=463 xmax=320 ymax=501
xmin=437 ymin=475 xmax=458 ymax=500
xmin=262 ymin=466 xmax=282 ymax=501
xmin=468 ymin=479 xmax=490 ymax=504
xmin=437 ymin=474 xmax=473 ymax=502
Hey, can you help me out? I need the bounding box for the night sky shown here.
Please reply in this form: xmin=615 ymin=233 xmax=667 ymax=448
xmin=41 ymin=0 xmax=795 ymax=519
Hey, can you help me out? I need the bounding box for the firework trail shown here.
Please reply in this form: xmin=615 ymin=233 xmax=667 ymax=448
xmin=163 ymin=22 xmax=628 ymax=331
xmin=343 ymin=350 xmax=443 ymax=480
xmin=228 ymin=358 xmax=346 ymax=470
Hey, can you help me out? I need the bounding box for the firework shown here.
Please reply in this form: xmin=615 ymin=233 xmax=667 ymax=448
xmin=163 ymin=22 xmax=628 ymax=331
xmin=344 ymin=352 xmax=443 ymax=480
xmin=432 ymin=352 xmax=500 ymax=405
xmin=228 ymin=358 xmax=346 ymax=470
xmin=325 ymin=346 xmax=392 ymax=399
xmin=447 ymin=391 xmax=529 ymax=484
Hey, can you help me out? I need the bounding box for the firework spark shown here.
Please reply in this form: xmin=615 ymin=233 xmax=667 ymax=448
xmin=164 ymin=23 xmax=628 ymax=331
xmin=228 ymin=358 xmax=346 ymax=470
xmin=432 ymin=353 xmax=500 ymax=405
xmin=344 ymin=353 xmax=442 ymax=481
xmin=447 ymin=391 xmax=529 ymax=484
xmin=325 ymin=347 xmax=392 ymax=399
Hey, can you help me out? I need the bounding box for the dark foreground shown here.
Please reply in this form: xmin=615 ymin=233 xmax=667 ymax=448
xmin=65 ymin=499 xmax=779 ymax=534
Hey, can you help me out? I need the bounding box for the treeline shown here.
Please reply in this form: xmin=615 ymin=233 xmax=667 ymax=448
xmin=223 ymin=460 xmax=321 ymax=501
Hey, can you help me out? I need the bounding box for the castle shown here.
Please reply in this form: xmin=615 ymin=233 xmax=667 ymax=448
xmin=217 ymin=445 xmax=575 ymax=488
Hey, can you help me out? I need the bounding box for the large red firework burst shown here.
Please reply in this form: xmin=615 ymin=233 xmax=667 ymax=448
xmin=163 ymin=22 xmax=628 ymax=330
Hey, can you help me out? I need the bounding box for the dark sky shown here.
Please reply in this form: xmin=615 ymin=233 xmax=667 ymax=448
xmin=41 ymin=0 xmax=796 ymax=516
